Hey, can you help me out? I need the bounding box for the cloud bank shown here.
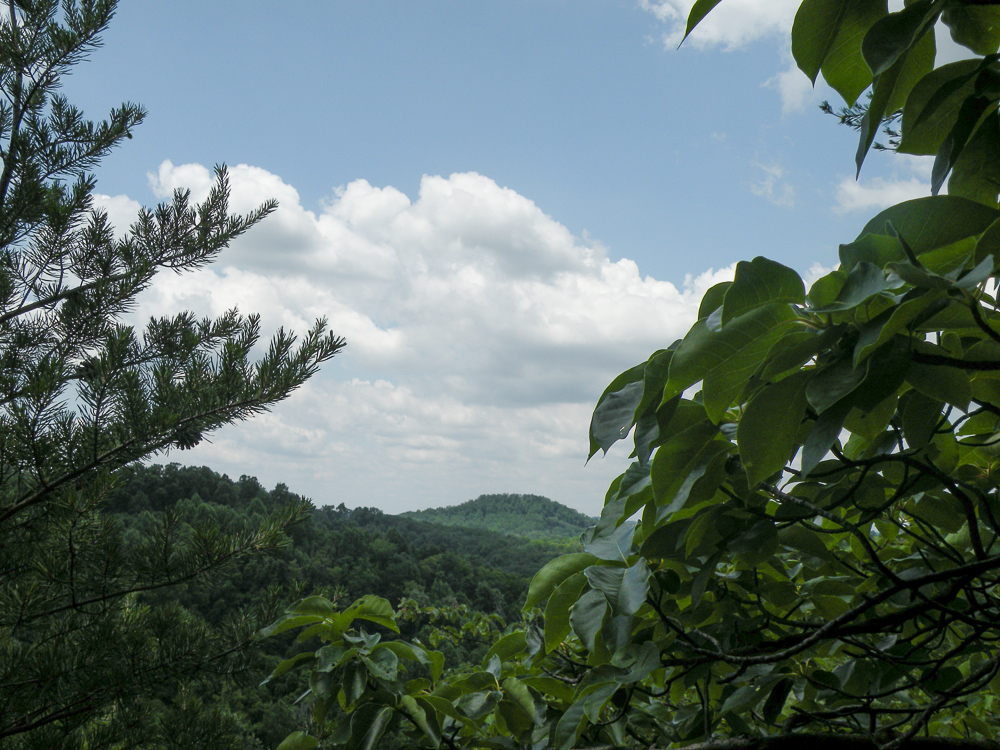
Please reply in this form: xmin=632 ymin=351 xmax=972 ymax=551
xmin=100 ymin=162 xmax=738 ymax=514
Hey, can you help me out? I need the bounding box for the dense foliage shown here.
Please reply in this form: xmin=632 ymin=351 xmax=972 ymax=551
xmin=401 ymin=494 xmax=596 ymax=542
xmin=0 ymin=3 xmax=343 ymax=747
xmin=101 ymin=463 xmax=562 ymax=749
xmin=271 ymin=2 xmax=1000 ymax=749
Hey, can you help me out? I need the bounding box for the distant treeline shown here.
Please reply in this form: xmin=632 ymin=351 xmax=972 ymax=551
xmin=400 ymin=492 xmax=596 ymax=540
xmin=102 ymin=463 xmax=572 ymax=749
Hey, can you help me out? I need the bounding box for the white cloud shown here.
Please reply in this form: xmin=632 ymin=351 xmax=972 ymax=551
xmin=124 ymin=162 xmax=755 ymax=514
xmin=764 ymin=51 xmax=822 ymax=114
xmin=92 ymin=193 xmax=142 ymax=238
xmin=833 ymin=154 xmax=932 ymax=214
xmin=750 ymin=161 xmax=796 ymax=207
xmin=640 ymin=0 xmax=799 ymax=50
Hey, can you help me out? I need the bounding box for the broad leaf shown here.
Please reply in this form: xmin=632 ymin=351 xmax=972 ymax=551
xmin=524 ymin=552 xmax=601 ymax=610
xmin=584 ymin=559 xmax=650 ymax=617
xmin=276 ymin=732 xmax=319 ymax=750
xmin=792 ymin=0 xmax=854 ymax=84
xmin=721 ymin=256 xmax=804 ymax=325
xmin=544 ymin=572 xmax=589 ymax=652
xmin=900 ymin=59 xmax=982 ymax=155
xmin=818 ymin=0 xmax=889 ymax=105
xmin=861 ymin=0 xmax=937 ymax=78
xmin=347 ymin=704 xmax=393 ymax=750
xmin=664 ymin=302 xmax=802 ymax=420
xmin=942 ymin=5 xmax=1000 ymax=55
xmin=738 ymin=370 xmax=810 ymax=486
xmin=857 ymin=197 xmax=1000 ymax=255
xmin=570 ymin=588 xmax=608 ymax=652
xmin=589 ymin=364 xmax=645 ymax=458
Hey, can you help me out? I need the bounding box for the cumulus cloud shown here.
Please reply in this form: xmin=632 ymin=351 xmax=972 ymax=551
xmin=92 ymin=193 xmax=142 ymax=238
xmin=112 ymin=162 xmax=750 ymax=513
xmin=833 ymin=154 xmax=932 ymax=214
xmin=640 ymin=0 xmax=800 ymax=50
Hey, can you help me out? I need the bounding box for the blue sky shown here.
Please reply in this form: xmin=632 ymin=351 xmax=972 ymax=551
xmin=66 ymin=1 xmax=943 ymax=513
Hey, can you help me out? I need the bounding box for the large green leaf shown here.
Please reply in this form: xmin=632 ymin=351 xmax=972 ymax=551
xmin=524 ymin=552 xmax=601 ymax=611
xmin=721 ymin=257 xmax=805 ymax=325
xmin=664 ymin=302 xmax=802 ymax=421
xmin=400 ymin=695 xmax=442 ymax=748
xmin=839 ymin=233 xmax=907 ymax=272
xmin=809 ymin=261 xmax=887 ymax=312
xmin=584 ymin=559 xmax=650 ymax=617
xmin=582 ymin=520 xmax=635 ymax=562
xmin=738 ymin=370 xmax=811 ymax=486
xmin=942 ymin=5 xmax=1000 ymax=55
xmin=899 ymin=59 xmax=982 ymax=155
xmin=347 ymin=704 xmax=393 ymax=750
xmin=651 ymin=417 xmax=729 ymax=514
xmin=544 ymin=572 xmax=589 ymax=652
xmin=949 ymin=110 xmax=1000 ymax=206
xmin=861 ymin=0 xmax=937 ymax=78
xmin=552 ymin=693 xmax=592 ymax=750
xmin=589 ymin=363 xmax=645 ymax=459
xmin=853 ymin=289 xmax=945 ymax=364
xmin=906 ymin=361 xmax=972 ymax=409
xmin=334 ymin=595 xmax=398 ymax=633
xmin=819 ymin=0 xmax=889 ymax=105
xmin=801 ymin=398 xmax=852 ymax=476
xmin=569 ymin=588 xmax=607 ymax=652
xmin=856 ymin=25 xmax=935 ymax=173
xmin=806 ymin=355 xmax=868 ymax=414
xmin=857 ymin=197 xmax=1000 ymax=254
xmin=930 ymin=92 xmax=993 ymax=195
xmin=276 ymin=732 xmax=319 ymax=750
xmin=792 ymin=0 xmax=853 ymax=84
xmin=483 ymin=632 xmax=528 ymax=665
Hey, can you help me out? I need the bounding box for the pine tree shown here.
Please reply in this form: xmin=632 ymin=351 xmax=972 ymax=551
xmin=0 ymin=1 xmax=344 ymax=746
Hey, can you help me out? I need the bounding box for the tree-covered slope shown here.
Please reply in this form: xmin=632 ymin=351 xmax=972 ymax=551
xmin=399 ymin=492 xmax=595 ymax=540
xmin=99 ymin=463 xmax=567 ymax=749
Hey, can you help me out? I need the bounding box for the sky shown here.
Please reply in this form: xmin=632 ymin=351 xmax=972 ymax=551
xmin=61 ymin=0 xmax=956 ymax=514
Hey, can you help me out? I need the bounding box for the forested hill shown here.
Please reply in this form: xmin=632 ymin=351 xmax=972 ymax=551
xmin=99 ymin=463 xmax=570 ymax=749
xmin=400 ymin=492 xmax=596 ymax=540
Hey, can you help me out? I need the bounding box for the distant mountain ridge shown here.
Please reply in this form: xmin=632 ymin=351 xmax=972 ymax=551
xmin=400 ymin=493 xmax=596 ymax=541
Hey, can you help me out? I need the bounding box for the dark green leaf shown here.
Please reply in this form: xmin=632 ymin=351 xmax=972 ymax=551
xmin=544 ymin=572 xmax=589 ymax=652
xmin=276 ymin=732 xmax=319 ymax=750
xmin=861 ymin=0 xmax=936 ymax=78
xmin=857 ymin=196 xmax=1000 ymax=255
xmin=347 ymin=705 xmax=393 ymax=750
xmin=585 ymin=558 xmax=650 ymax=617
xmin=818 ymin=0 xmax=889 ymax=105
xmin=589 ymin=375 xmax=644 ymax=459
xmin=792 ymin=0 xmax=854 ymax=84
xmin=569 ymin=588 xmax=607 ymax=651
xmin=739 ymin=370 xmax=810 ymax=485
xmin=699 ymin=281 xmax=732 ymax=319
xmin=665 ymin=303 xmax=802 ymax=420
xmin=721 ymin=257 xmax=805 ymax=325
xmin=524 ymin=553 xmax=601 ymax=611
xmin=900 ymin=59 xmax=982 ymax=155
xmin=906 ymin=361 xmax=972 ymax=409
xmin=942 ymin=6 xmax=1000 ymax=55
xmin=810 ymin=261 xmax=887 ymax=312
